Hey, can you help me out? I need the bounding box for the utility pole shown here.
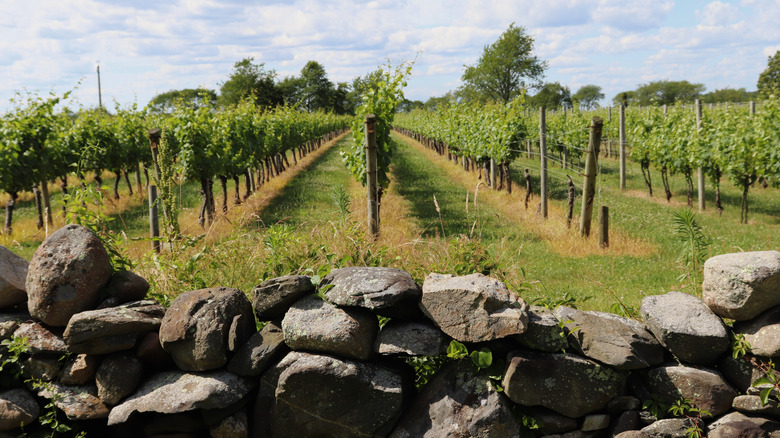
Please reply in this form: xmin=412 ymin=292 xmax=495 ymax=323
xmin=96 ymin=62 xmax=103 ymax=110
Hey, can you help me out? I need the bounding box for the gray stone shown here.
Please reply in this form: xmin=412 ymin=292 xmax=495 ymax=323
xmin=0 ymin=245 xmax=28 ymax=309
xmin=63 ymin=299 xmax=165 ymax=354
xmin=375 ymin=321 xmax=448 ymax=356
xmin=555 ymin=306 xmax=664 ymax=370
xmin=252 ymin=275 xmax=314 ymax=321
xmin=582 ymin=414 xmax=610 ymax=431
xmin=37 ymin=383 xmax=109 ymax=420
xmin=209 ymin=409 xmax=248 ymax=438
xmin=59 ymin=353 xmax=97 ymax=385
xmin=719 ymin=353 xmax=780 ymax=393
xmin=107 ymin=369 xmax=256 ymax=426
xmin=0 ymin=388 xmax=39 ymax=431
xmin=322 ymin=267 xmax=422 ymax=318
xmin=96 ymin=352 xmax=143 ymax=406
xmin=528 ymin=407 xmax=578 ymax=435
xmin=260 ymin=351 xmax=407 ymax=438
xmin=13 ymin=321 xmax=67 ymax=355
xmin=23 ymin=356 xmax=61 ymax=381
xmin=643 ymin=365 xmax=737 ymax=416
xmin=227 ymin=322 xmax=287 ymax=377
xmin=26 ymin=224 xmax=111 ymax=326
xmin=640 ymin=291 xmax=729 ymax=365
xmin=611 ymin=411 xmax=642 ymax=436
xmin=159 ymin=287 xmax=256 ymax=371
xmin=733 ymin=395 xmax=780 ymax=419
xmin=615 ymin=432 xmax=648 ymax=438
xmin=640 ymin=418 xmax=695 ymax=438
xmin=703 ymin=250 xmax=780 ymax=321
xmin=281 ymin=295 xmax=377 ymax=361
xmin=607 ymin=396 xmax=641 ymax=413
xmin=502 ymin=350 xmax=628 ymax=418
xmin=104 ymin=270 xmax=149 ymax=304
xmin=708 ymin=412 xmax=780 ymax=437
xmin=735 ymin=306 xmax=780 ymax=357
xmin=421 ymin=273 xmax=529 ymax=343
xmin=515 ymin=305 xmax=568 ymax=352
xmin=390 ymin=360 xmax=520 ymax=438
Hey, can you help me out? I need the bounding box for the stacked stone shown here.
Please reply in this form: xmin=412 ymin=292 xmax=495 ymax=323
xmin=0 ymin=225 xmax=779 ymax=437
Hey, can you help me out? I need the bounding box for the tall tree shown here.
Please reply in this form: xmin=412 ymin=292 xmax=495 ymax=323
xmin=460 ymin=23 xmax=547 ymax=104
xmin=219 ymin=58 xmax=280 ymax=107
xmin=148 ymin=88 xmax=216 ymax=113
xmin=612 ymin=91 xmax=636 ymax=106
xmin=527 ymin=82 xmax=571 ymax=109
xmin=701 ymin=88 xmax=757 ymax=103
xmin=300 ymin=61 xmax=334 ymax=111
xmin=758 ymin=50 xmax=780 ymax=98
xmin=572 ymin=84 xmax=604 ymax=110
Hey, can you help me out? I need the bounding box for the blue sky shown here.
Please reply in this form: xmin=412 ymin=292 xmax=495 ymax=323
xmin=1 ymin=0 xmax=778 ymax=111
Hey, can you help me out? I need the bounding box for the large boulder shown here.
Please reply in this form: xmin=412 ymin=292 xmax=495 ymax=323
xmin=641 ymin=291 xmax=729 ymax=365
xmin=107 ymin=370 xmax=256 ymax=426
xmin=374 ymin=320 xmax=449 ymax=356
xmin=702 ymin=251 xmax=780 ymax=321
xmin=258 ymin=351 xmax=407 ymax=438
xmin=252 ymin=275 xmax=314 ymax=321
xmin=0 ymin=245 xmax=28 ymax=309
xmin=25 ymin=224 xmax=111 ymax=326
xmin=643 ymin=365 xmax=737 ymax=416
xmin=734 ymin=305 xmax=780 ymax=358
xmin=0 ymin=389 xmax=39 ymax=431
xmin=281 ymin=295 xmax=377 ymax=361
xmin=159 ymin=287 xmax=256 ymax=371
xmin=502 ymin=350 xmax=628 ymax=418
xmin=708 ymin=411 xmax=780 ymax=437
xmin=63 ymin=300 xmax=164 ymax=354
xmin=322 ymin=267 xmax=422 ymax=318
xmin=227 ymin=322 xmax=287 ymax=377
xmin=555 ymin=306 xmax=664 ymax=370
xmin=420 ymin=273 xmax=529 ymax=343
xmin=389 ymin=360 xmax=520 ymax=437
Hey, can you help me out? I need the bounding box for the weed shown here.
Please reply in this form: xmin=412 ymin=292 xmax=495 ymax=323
xmin=672 ymin=209 xmax=709 ymax=286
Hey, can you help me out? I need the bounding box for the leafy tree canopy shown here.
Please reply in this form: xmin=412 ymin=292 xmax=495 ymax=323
xmin=758 ymin=50 xmax=780 ymax=98
xmin=219 ymin=57 xmax=281 ymax=108
xmin=701 ymin=87 xmax=757 ymax=103
xmin=527 ymin=82 xmax=571 ymax=109
xmin=629 ymin=80 xmax=705 ymax=106
xmin=459 ymin=23 xmax=547 ymax=104
xmin=147 ymin=88 xmax=216 ymax=113
xmin=612 ymin=91 xmax=637 ymax=106
xmin=572 ymin=84 xmax=604 ymax=110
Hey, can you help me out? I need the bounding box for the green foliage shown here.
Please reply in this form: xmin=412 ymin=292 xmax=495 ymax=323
xmin=642 ymin=395 xmax=669 ymax=421
xmin=667 ymin=398 xmax=711 ymax=438
xmin=219 ymin=57 xmax=281 ymax=108
xmin=758 ymin=50 xmax=780 ymax=98
xmin=156 ymin=127 xmax=181 ymax=238
xmin=672 ymin=209 xmax=709 ymax=285
xmin=572 ymin=84 xmax=605 ymax=110
xmin=731 ymin=332 xmax=751 ymax=359
xmin=527 ymin=82 xmax=572 ymax=109
xmin=331 ymin=184 xmax=351 ymax=219
xmin=629 ymin=80 xmax=706 ymax=106
xmin=147 ymin=88 xmax=217 ymax=114
xmin=460 ymin=23 xmax=547 ymax=104
xmin=403 ymin=355 xmax=448 ymax=390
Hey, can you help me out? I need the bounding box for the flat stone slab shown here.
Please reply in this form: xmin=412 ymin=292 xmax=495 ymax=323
xmin=421 ymin=273 xmax=529 ymax=343
xmin=13 ymin=321 xmax=67 ymax=355
xmin=107 ymin=370 xmax=256 ymax=425
xmin=374 ymin=321 xmax=448 ymax=356
xmin=322 ymin=267 xmax=422 ymax=318
xmin=703 ymin=250 xmax=780 ymax=321
xmin=63 ymin=300 xmax=164 ymax=354
xmin=37 ymin=383 xmax=108 ymax=421
xmin=253 ymin=275 xmax=314 ymax=321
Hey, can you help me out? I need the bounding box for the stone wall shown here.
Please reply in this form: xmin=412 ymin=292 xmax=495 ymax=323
xmin=1 ymin=224 xmax=780 ymax=437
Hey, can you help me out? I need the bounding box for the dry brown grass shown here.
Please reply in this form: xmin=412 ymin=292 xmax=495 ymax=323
xmin=396 ymin=133 xmax=657 ymax=258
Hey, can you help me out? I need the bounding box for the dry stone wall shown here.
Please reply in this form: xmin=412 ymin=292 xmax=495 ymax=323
xmin=1 ymin=225 xmax=780 ymax=437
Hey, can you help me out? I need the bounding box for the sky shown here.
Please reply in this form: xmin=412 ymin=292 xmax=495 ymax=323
xmin=1 ymin=0 xmax=779 ymax=111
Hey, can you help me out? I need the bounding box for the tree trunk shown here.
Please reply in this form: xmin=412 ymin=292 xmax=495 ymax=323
xmin=219 ymin=175 xmax=228 ymax=213
xmin=713 ymin=169 xmax=723 ymax=215
xmin=113 ymin=171 xmax=121 ymax=199
xmin=124 ymin=170 xmax=133 ymax=196
xmin=685 ymin=172 xmax=694 ymax=207
xmin=567 ymin=176 xmax=575 ymax=228
xmin=244 ymin=171 xmax=252 ymax=201
xmin=503 ymin=162 xmax=511 ymax=194
xmin=198 ymin=178 xmax=208 ymax=227
xmin=207 ymin=178 xmax=215 ymax=223
xmin=144 ymin=167 xmax=150 ymax=188
xmin=33 ymin=186 xmax=44 ymax=229
xmin=4 ymin=192 xmax=17 ymax=235
xmin=524 ymin=169 xmax=532 ymax=209
xmin=661 ymin=167 xmax=672 ymax=202
xmin=60 ymin=177 xmax=68 ymax=217
xmin=641 ymin=163 xmax=653 ymax=197
xmin=233 ymin=175 xmax=241 ymax=205
xmin=136 ymin=163 xmax=143 ymax=193
xmin=95 ymin=174 xmax=103 ymax=188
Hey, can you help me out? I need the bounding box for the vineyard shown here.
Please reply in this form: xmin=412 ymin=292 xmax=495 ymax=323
xmin=1 ymin=88 xmax=779 ymax=313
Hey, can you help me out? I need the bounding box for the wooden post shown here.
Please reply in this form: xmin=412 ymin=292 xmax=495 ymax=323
xmin=148 ymin=128 xmax=162 ymax=183
xmin=539 ymin=107 xmax=548 ymax=219
xmin=365 ymin=115 xmax=379 ymax=238
xmin=579 ymin=117 xmax=603 ymax=237
xmin=619 ymin=104 xmax=626 ymax=190
xmin=598 ymin=206 xmax=609 ymax=248
xmin=696 ymin=99 xmax=705 ymax=211
xmin=750 ymin=101 xmax=756 ymax=115
xmin=149 ymin=185 xmax=160 ymax=254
